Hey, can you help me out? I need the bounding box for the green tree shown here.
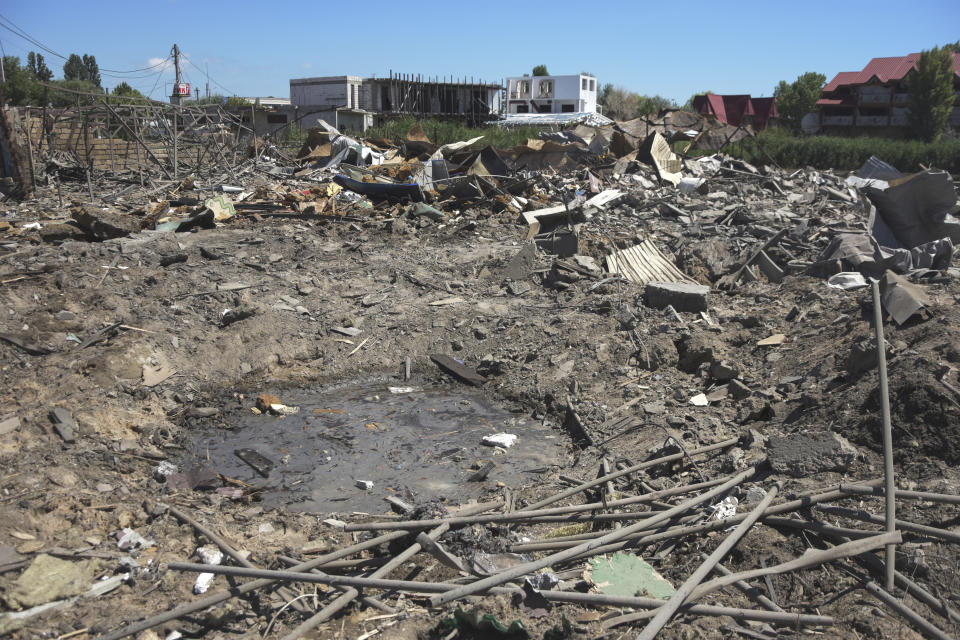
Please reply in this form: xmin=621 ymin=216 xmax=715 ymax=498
xmin=26 ymin=52 xmax=53 ymax=82
xmin=773 ymin=72 xmax=826 ymax=132
xmin=943 ymin=41 xmax=960 ymax=53
xmin=82 ymin=54 xmax=100 ymax=86
xmin=47 ymin=79 xmax=100 ymax=107
xmin=597 ymin=83 xmax=612 ymax=108
xmin=111 ymin=81 xmax=147 ymax=103
xmin=63 ymin=54 xmax=84 ymax=81
xmin=532 ymin=64 xmax=549 ymax=77
xmin=636 ymin=94 xmax=677 ymax=116
xmin=225 ymin=96 xmax=251 ymax=108
xmin=682 ymin=91 xmax=713 ymax=111
xmin=907 ymin=46 xmax=955 ymax=142
xmin=1 ymin=56 xmax=32 ymax=105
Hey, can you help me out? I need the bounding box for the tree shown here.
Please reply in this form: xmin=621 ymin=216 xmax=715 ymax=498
xmin=943 ymin=41 xmax=960 ymax=53
xmin=82 ymin=54 xmax=100 ymax=86
xmin=773 ymin=72 xmax=826 ymax=132
xmin=636 ymin=94 xmax=676 ymax=116
xmin=63 ymin=54 xmax=84 ymax=81
xmin=26 ymin=52 xmax=52 ymax=82
xmin=225 ymin=96 xmax=251 ymax=108
xmin=47 ymin=79 xmax=100 ymax=107
xmin=598 ymin=83 xmax=613 ymax=109
xmin=1 ymin=56 xmax=32 ymax=105
xmin=907 ymin=46 xmax=955 ymax=142
xmin=532 ymin=64 xmax=549 ymax=77
xmin=602 ymin=86 xmax=639 ymax=120
xmin=682 ymin=90 xmax=713 ymax=111
xmin=112 ymin=81 xmax=147 ymax=103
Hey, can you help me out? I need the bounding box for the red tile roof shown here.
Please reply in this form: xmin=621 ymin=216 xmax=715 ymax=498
xmin=824 ymin=52 xmax=960 ymax=92
xmin=692 ymin=94 xmax=775 ymax=129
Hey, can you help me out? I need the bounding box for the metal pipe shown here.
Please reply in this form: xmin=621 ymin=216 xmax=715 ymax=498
xmin=864 ymin=580 xmax=953 ymax=640
xmin=343 ymin=477 xmax=730 ymax=533
xmin=97 ymin=500 xmax=503 ymax=640
xmin=872 ymin=280 xmax=896 ymax=590
xmin=95 ymin=530 xmax=409 ymax=640
xmin=166 ymin=562 xmax=833 ymax=627
xmin=164 ymin=504 xmax=310 ymax=614
xmin=510 ymin=478 xmax=885 ymax=554
xmin=837 ymin=484 xmax=960 ymax=505
xmin=636 ymin=485 xmax=778 ymax=639
xmin=524 ymin=437 xmax=739 ymax=510
xmin=816 ymin=505 xmax=960 ymax=544
xmin=280 ymin=523 xmax=450 ymax=640
xmin=427 ymin=467 xmax=756 ymax=607
xmin=710 ymin=558 xmax=784 ymax=613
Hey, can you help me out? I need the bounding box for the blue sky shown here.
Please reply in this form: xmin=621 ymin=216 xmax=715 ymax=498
xmin=1 ymin=1 xmax=958 ymax=104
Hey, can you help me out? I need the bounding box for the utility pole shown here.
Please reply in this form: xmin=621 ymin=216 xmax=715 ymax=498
xmin=170 ymin=43 xmax=182 ymax=105
xmin=205 ymin=62 xmax=210 ymax=99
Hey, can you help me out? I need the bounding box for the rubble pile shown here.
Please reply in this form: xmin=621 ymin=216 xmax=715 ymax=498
xmin=1 ymin=114 xmax=960 ymax=640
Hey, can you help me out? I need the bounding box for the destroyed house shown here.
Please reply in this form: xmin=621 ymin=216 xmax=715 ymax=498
xmin=691 ymin=94 xmax=778 ymax=130
xmin=290 ymin=74 xmax=502 ymax=125
xmin=817 ymin=52 xmax=960 ymax=131
xmin=505 ymin=74 xmax=598 ymax=115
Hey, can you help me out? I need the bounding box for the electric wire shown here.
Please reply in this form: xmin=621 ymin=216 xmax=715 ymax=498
xmin=0 ymin=13 xmax=172 ymax=74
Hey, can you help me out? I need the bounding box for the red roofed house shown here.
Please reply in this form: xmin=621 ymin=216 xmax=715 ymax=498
xmin=817 ymin=52 xmax=960 ymax=132
xmin=691 ymin=94 xmax=779 ymax=130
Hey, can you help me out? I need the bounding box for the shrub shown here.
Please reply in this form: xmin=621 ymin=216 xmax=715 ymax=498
xmin=725 ymin=130 xmax=960 ymax=173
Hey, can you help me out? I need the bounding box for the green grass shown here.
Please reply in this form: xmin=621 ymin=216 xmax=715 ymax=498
xmin=724 ymin=128 xmax=960 ymax=173
xmin=360 ymin=116 xmax=542 ymax=150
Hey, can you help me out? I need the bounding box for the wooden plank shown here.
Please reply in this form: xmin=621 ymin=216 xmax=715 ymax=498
xmin=430 ymin=354 xmax=486 ymax=387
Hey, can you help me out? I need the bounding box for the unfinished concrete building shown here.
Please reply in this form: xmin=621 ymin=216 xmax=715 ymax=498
xmin=289 ymin=74 xmax=502 ymax=127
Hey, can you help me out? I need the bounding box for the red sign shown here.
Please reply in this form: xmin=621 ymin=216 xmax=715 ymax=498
xmin=173 ymin=83 xmax=191 ymax=96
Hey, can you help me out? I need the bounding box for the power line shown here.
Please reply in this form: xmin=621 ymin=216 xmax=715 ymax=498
xmin=180 ymin=53 xmax=238 ymax=96
xmin=0 ymin=12 xmax=172 ymax=74
xmin=0 ymin=21 xmax=64 ymax=60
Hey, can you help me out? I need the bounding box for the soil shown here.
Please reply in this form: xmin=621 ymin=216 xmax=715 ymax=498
xmin=2 ymin=159 xmax=960 ymax=640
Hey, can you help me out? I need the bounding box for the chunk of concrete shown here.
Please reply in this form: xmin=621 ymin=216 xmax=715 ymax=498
xmin=728 ymin=379 xmax=752 ymax=400
xmin=676 ymin=332 xmax=724 ymax=373
xmin=767 ymin=432 xmax=858 ymax=477
xmin=71 ymin=205 xmax=139 ymax=240
xmin=0 ymin=554 xmax=101 ymax=609
xmin=644 ymin=282 xmax=710 ymax=313
xmin=710 ymin=360 xmax=740 ymax=381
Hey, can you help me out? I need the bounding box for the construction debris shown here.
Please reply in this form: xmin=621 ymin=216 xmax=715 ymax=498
xmin=1 ymin=100 xmax=959 ymax=640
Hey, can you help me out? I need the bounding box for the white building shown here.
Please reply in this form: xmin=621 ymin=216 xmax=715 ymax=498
xmin=290 ymin=76 xmax=368 ymax=110
xmin=505 ymin=74 xmax=598 ymax=115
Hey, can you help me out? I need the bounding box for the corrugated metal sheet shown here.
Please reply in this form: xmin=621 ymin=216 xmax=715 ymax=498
xmin=605 ymin=239 xmax=698 ymax=286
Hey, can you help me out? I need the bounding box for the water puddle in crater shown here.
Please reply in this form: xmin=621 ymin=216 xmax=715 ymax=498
xmin=184 ymin=383 xmax=563 ymax=513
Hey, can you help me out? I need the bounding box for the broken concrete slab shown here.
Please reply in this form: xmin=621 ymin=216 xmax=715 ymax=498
xmin=0 ymin=554 xmax=102 ymax=609
xmin=767 ymin=431 xmax=859 ymax=477
xmin=644 ymin=282 xmax=710 ymax=313
xmin=676 ymin=332 xmax=724 ymax=373
xmin=48 ymin=408 xmax=77 ymax=443
xmin=71 ymin=205 xmax=140 ymax=240
xmin=501 ymin=243 xmax=537 ymax=282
